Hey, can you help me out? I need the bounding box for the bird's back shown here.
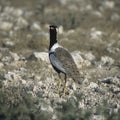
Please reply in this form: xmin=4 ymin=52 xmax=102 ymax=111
xmin=55 ymin=47 xmax=81 ymax=84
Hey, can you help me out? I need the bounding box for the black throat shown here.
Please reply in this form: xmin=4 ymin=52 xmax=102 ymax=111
xmin=49 ymin=25 xmax=57 ymax=50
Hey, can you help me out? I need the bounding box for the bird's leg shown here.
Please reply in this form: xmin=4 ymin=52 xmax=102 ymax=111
xmin=58 ymin=73 xmax=61 ymax=95
xmin=63 ymin=74 xmax=67 ymax=96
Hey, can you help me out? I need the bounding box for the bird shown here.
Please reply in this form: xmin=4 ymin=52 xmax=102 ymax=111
xmin=49 ymin=25 xmax=82 ymax=96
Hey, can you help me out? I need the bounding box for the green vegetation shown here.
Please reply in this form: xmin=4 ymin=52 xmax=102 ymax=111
xmin=0 ymin=0 xmax=119 ymax=120
xmin=0 ymin=88 xmax=119 ymax=120
xmin=0 ymin=86 xmax=51 ymax=120
xmin=56 ymin=95 xmax=92 ymax=120
xmin=55 ymin=93 xmax=120 ymax=120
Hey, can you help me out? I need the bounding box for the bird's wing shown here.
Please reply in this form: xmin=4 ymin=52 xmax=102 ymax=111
xmin=55 ymin=47 xmax=82 ymax=83
xmin=49 ymin=52 xmax=66 ymax=74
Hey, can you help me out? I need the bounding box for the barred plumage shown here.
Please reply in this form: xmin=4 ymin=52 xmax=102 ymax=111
xmin=49 ymin=25 xmax=82 ymax=95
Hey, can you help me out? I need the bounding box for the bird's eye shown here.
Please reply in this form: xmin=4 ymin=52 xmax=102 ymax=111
xmin=50 ymin=27 xmax=55 ymax=30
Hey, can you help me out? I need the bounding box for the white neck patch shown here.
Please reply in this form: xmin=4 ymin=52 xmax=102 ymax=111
xmin=50 ymin=43 xmax=61 ymax=52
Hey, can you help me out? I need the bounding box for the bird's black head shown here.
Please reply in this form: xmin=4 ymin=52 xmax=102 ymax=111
xmin=49 ymin=25 xmax=58 ymax=50
xmin=49 ymin=25 xmax=57 ymax=28
xmin=49 ymin=25 xmax=57 ymax=32
xmin=49 ymin=25 xmax=57 ymax=37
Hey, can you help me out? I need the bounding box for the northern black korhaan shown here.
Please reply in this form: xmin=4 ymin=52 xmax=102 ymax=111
xmin=49 ymin=25 xmax=82 ymax=95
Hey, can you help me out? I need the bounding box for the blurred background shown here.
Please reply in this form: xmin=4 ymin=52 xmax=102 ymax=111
xmin=0 ymin=0 xmax=119 ymax=63
xmin=0 ymin=1 xmax=120 ymax=120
